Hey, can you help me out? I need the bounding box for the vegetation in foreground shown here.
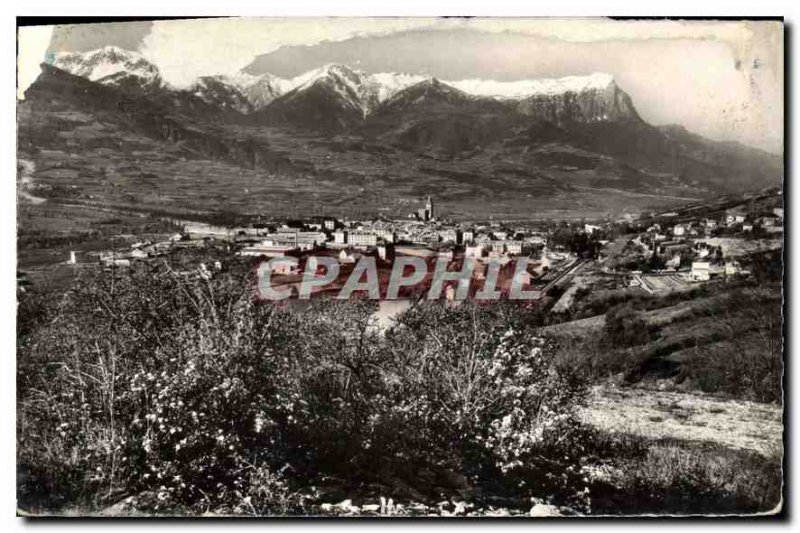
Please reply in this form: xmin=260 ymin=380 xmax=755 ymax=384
xmin=17 ymin=251 xmax=783 ymax=516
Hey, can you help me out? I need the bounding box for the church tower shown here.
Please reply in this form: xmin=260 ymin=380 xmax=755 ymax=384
xmin=425 ymin=195 xmax=434 ymax=221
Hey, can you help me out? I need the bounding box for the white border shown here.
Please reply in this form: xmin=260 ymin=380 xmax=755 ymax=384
xmin=4 ymin=1 xmax=796 ymax=531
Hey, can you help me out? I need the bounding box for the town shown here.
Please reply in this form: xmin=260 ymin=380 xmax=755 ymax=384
xmin=40 ymin=186 xmax=782 ymax=316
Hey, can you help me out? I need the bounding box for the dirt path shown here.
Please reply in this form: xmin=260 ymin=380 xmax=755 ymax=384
xmin=18 ymin=159 xmax=46 ymax=204
xmin=573 ymin=186 xmax=701 ymax=202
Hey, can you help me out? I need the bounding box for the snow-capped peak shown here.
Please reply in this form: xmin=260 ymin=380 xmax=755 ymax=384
xmin=53 ymin=46 xmax=161 ymax=87
xmin=249 ymin=67 xmax=618 ymax=110
xmin=48 ymin=50 xmax=621 ymax=115
xmin=447 ymin=73 xmax=616 ymax=100
xmin=368 ymin=72 xmax=428 ymax=102
xmin=276 ymin=64 xmax=379 ymax=115
xmin=285 ymin=63 xmax=357 ymax=92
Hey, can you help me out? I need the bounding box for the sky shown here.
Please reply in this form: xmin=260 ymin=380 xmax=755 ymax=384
xmin=18 ymin=17 xmax=783 ymax=154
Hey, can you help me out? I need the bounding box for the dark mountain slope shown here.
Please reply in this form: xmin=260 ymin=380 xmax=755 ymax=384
xmin=23 ymin=64 xmax=300 ymax=174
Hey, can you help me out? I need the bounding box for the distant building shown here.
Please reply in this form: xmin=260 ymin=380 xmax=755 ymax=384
xmin=725 ymin=261 xmax=748 ymax=277
xmin=584 ymin=223 xmax=602 ymax=235
xmin=185 ymin=223 xmax=231 ymax=240
xmin=439 ymin=229 xmax=458 ymax=243
xmin=425 ymin=196 xmax=435 ymax=221
xmin=505 ymin=241 xmax=524 ymax=255
xmin=525 ymin=234 xmax=547 ymax=245
xmin=758 ymin=216 xmax=779 ymax=228
xmin=414 ymin=196 xmax=436 ymax=222
xmin=691 ymin=261 xmax=712 ymax=281
xmin=461 ymin=230 xmax=475 ymax=244
xmin=465 ymin=244 xmax=485 ymax=258
xmin=724 ymin=209 xmax=747 ymax=226
xmin=673 ymin=224 xmax=686 ymax=237
xmin=374 ymin=229 xmax=396 ymax=243
xmin=333 ymin=230 xmax=347 ymax=244
xmin=269 ymin=230 xmax=327 ymax=248
xmin=378 ymin=244 xmax=395 ymax=261
xmin=239 ymin=243 xmax=298 ymax=258
xmin=349 ymin=231 xmax=378 ymax=247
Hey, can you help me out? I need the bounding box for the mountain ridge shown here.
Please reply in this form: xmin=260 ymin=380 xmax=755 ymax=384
xmin=20 ymin=60 xmax=782 ymax=218
xmin=49 ymin=48 xmax=635 ymax=115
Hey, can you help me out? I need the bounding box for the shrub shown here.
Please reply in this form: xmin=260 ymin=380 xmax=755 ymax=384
xmin=17 ymin=259 xmax=589 ymax=513
xmin=589 ymin=443 xmax=782 ymax=515
xmin=602 ymin=304 xmax=650 ymax=349
xmin=685 ymin=284 xmax=783 ymax=403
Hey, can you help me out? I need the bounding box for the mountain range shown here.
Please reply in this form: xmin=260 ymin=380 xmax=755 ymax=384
xmin=19 ymin=46 xmax=783 ymax=220
xmin=51 ymin=47 xmax=638 ymax=119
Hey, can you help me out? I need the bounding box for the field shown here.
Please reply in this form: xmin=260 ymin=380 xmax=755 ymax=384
xmin=581 ymin=385 xmax=782 ymax=458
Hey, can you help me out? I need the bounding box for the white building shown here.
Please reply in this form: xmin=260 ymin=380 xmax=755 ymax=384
xmin=584 ymin=224 xmax=602 ymax=235
xmin=505 ymin=241 xmax=523 ymax=255
xmin=269 ymin=230 xmax=327 ymax=248
xmin=348 ymin=231 xmax=378 ymax=247
xmin=725 ymin=210 xmax=746 ymax=226
xmin=374 ymin=229 xmax=396 ymax=243
xmin=465 ymin=244 xmax=485 ymax=258
xmin=239 ymin=243 xmax=298 ymax=258
xmin=438 ymin=229 xmax=458 ymax=243
xmin=725 ymin=261 xmax=742 ymax=277
xmin=185 ymin=223 xmax=231 ymax=240
xmin=691 ymin=261 xmax=711 ymax=282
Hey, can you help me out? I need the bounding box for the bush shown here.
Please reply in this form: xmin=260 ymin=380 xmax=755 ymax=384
xmin=589 ymin=442 xmax=782 ymax=515
xmin=673 ymin=284 xmax=783 ymax=403
xmin=382 ymin=303 xmax=587 ymax=476
xmin=602 ymin=304 xmax=650 ymax=349
xmin=17 ymin=260 xmax=589 ymax=514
